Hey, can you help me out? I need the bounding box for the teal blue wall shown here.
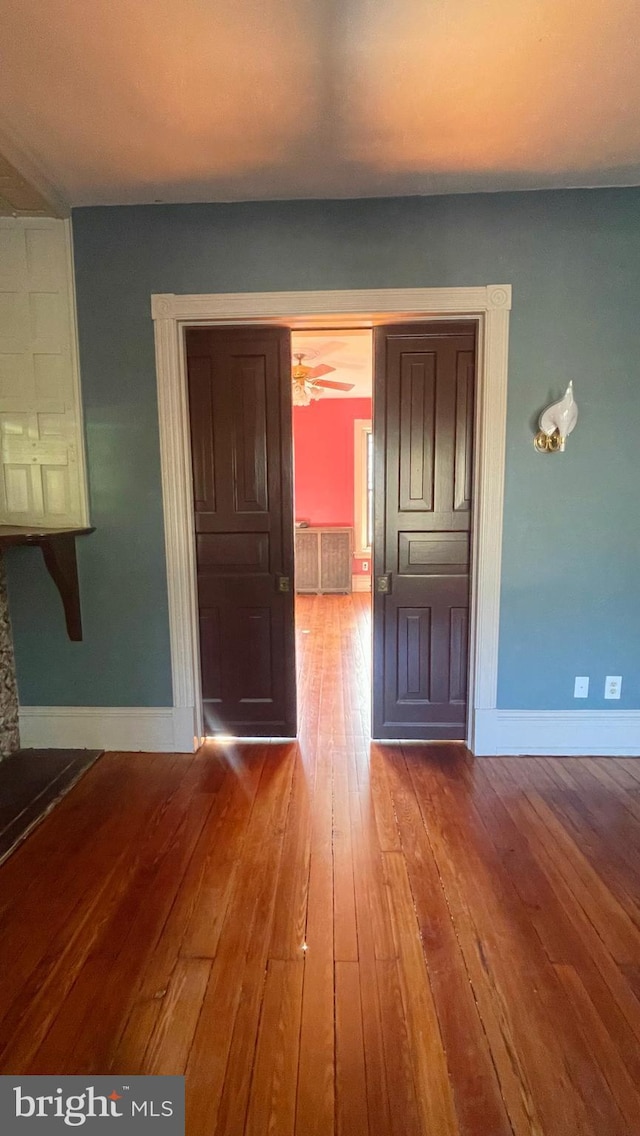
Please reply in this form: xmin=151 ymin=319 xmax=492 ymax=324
xmin=7 ymin=189 xmax=640 ymax=710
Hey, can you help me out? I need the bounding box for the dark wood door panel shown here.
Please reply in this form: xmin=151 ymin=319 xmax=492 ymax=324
xmin=186 ymin=326 xmax=296 ymax=738
xmin=398 ymin=350 xmax=436 ymax=512
xmin=373 ymin=322 xmax=476 ymax=740
xmin=383 ymin=579 xmax=469 ymax=729
xmin=196 ymin=532 xmax=270 ymax=573
xmin=198 ymin=599 xmax=291 ymax=732
xmin=230 ymin=354 xmax=269 ymax=513
xmin=398 ymin=531 xmax=470 ymax=575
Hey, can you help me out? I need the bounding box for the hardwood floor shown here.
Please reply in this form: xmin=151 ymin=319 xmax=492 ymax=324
xmin=1 ymin=593 xmax=640 ymax=1134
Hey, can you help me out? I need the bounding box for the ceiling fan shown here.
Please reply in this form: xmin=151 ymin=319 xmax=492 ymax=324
xmin=291 ymin=352 xmax=355 ymax=406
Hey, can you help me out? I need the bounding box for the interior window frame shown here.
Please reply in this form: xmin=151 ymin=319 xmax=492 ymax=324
xmin=353 ymin=417 xmax=373 ymax=557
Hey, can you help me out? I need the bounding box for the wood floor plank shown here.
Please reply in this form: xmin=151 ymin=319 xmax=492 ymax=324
xmin=268 ymin=756 xmax=311 ymax=961
xmin=348 ymin=789 xmax=394 ymax=1136
xmin=335 ymin=961 xmax=369 ymax=1136
xmin=185 ymin=746 xmax=296 ymax=1135
xmin=554 ymin=962 xmax=640 ymax=1134
xmin=295 ymin=740 xmax=335 ymax=1136
xmin=382 ymin=850 xmax=459 ymax=1136
xmin=333 ymin=741 xmax=358 ymax=962
xmin=108 ymin=750 xmax=267 ymax=1072
xmin=179 ymin=748 xmax=268 ymax=959
xmin=210 ymin=953 xmax=269 ymax=1136
xmin=384 ymin=747 xmax=513 ymax=1136
xmin=375 ymin=959 xmax=422 ymax=1136
xmin=143 ymin=958 xmax=212 ymax=1075
xmin=352 ymin=787 xmax=396 ymax=962
xmin=369 ymin=744 xmax=402 ymax=852
xmin=244 ymin=959 xmax=304 ymax=1136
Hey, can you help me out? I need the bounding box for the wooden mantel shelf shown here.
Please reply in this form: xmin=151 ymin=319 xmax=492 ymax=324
xmin=0 ymin=525 xmax=95 ymax=641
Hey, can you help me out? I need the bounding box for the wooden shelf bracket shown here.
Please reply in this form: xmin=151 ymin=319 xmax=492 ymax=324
xmin=0 ymin=526 xmax=94 ymax=642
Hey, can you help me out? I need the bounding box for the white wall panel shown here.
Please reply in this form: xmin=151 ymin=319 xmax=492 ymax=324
xmin=0 ymin=218 xmax=88 ymax=527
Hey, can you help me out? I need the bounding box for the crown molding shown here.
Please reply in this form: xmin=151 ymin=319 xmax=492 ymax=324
xmin=0 ymin=114 xmax=70 ymax=218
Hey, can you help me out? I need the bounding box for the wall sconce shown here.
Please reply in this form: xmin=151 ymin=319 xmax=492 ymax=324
xmin=534 ymin=381 xmax=578 ymax=453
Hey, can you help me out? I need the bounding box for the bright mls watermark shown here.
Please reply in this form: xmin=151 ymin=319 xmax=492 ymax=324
xmin=0 ymin=1076 xmax=184 ymax=1133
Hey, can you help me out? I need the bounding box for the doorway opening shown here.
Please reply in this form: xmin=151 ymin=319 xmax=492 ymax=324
xmin=290 ymin=330 xmax=374 ymax=737
xmin=152 ymin=283 xmax=511 ymax=753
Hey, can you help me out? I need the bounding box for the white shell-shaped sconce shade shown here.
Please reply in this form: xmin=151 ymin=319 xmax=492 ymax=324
xmin=539 ymin=382 xmax=578 ymax=450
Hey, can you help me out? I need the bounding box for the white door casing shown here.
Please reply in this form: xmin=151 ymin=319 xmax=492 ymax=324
xmin=151 ymin=285 xmax=512 ymax=752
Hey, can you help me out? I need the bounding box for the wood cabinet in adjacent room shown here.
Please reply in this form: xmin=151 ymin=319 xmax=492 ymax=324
xmin=295 ymin=527 xmax=352 ymax=593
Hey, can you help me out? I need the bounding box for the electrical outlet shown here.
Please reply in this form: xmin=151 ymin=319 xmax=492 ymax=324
xmin=574 ymin=676 xmax=589 ymax=698
xmin=362 ymin=561 xmax=369 ymax=572
xmin=605 ymin=675 xmax=622 ymax=700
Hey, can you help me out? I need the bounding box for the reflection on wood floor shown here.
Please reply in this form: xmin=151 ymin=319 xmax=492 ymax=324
xmin=1 ymin=594 xmax=639 ymax=1135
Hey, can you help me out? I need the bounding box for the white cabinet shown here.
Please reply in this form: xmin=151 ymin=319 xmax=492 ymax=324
xmin=0 ymin=218 xmax=88 ymax=527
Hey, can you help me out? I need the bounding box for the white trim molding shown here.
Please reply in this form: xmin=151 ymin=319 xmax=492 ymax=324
xmin=152 ymin=285 xmax=512 ymax=751
xmin=474 ymin=710 xmax=640 ymax=756
xmin=352 ymin=575 xmax=372 ymax=593
xmin=19 ymin=706 xmax=194 ymax=753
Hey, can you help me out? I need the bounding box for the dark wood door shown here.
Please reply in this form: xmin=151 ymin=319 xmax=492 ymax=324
xmin=186 ymin=326 xmax=296 ymax=737
xmin=372 ymin=322 xmax=476 ymax=740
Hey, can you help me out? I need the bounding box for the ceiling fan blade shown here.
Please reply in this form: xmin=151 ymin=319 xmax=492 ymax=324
xmin=313 ymin=379 xmax=356 ymax=392
xmin=305 ymin=364 xmax=336 ymax=379
xmin=303 ymin=339 xmax=348 ymax=361
xmin=327 ymin=359 xmax=368 ymax=371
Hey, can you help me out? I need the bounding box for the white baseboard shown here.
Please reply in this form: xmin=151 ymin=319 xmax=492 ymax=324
xmin=18 ymin=706 xmax=197 ymax=753
xmin=19 ymin=705 xmax=640 ymax=758
xmin=472 ymin=709 xmax=640 ymax=756
xmin=352 ymin=575 xmax=371 ymax=592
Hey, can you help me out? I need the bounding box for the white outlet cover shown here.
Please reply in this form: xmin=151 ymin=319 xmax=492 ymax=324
xmin=604 ymin=675 xmax=622 ymax=699
xmin=574 ymin=676 xmax=589 ymax=698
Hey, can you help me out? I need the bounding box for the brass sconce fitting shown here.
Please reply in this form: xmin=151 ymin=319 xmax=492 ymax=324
xmin=533 ymin=429 xmax=563 ymax=453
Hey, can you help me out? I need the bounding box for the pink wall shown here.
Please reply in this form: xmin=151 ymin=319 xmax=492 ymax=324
xmin=293 ymin=398 xmax=372 ymax=573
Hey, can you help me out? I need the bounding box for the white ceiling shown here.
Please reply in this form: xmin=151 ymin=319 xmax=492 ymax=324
xmin=2 ymin=0 xmax=640 ymax=208
xmin=291 ymin=330 xmax=372 ymax=399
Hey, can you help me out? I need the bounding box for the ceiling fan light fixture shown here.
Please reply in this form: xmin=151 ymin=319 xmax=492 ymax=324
xmin=292 ymin=353 xmax=311 ymax=382
xmin=292 ymin=351 xmax=322 ymax=407
xmin=292 ymin=379 xmax=311 ymax=406
xmin=291 ymin=348 xmax=354 ymax=404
